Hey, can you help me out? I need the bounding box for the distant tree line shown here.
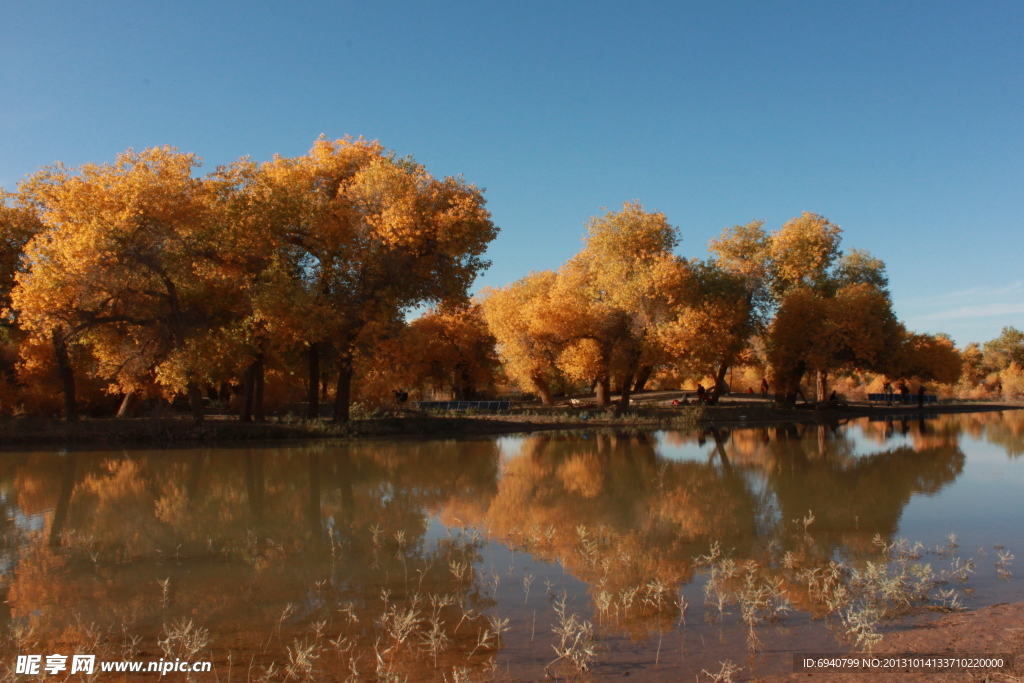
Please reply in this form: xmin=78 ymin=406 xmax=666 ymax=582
xmin=480 ymin=203 xmax=962 ymax=408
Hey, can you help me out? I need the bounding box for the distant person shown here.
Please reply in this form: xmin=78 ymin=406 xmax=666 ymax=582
xmin=760 ymin=378 xmax=769 ymax=399
xmin=829 ymin=389 xmax=838 ymax=402
xmin=746 ymin=387 xmax=754 ymax=394
xmin=917 ymin=385 xmax=926 ymax=409
xmin=883 ymin=381 xmax=894 ymax=406
xmin=696 ymin=384 xmax=706 ymax=399
xmin=899 ymin=382 xmax=910 ymax=403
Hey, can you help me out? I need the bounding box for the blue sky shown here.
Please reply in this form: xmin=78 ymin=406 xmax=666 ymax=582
xmin=2 ymin=1 xmax=1021 ymax=345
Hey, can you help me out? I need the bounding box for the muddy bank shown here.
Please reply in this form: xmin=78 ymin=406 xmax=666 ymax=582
xmin=754 ymin=600 xmax=1024 ymax=682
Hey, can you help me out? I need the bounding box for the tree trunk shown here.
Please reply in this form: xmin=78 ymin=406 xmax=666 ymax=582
xmin=711 ymin=358 xmax=731 ymax=402
xmin=452 ymin=366 xmax=467 ymax=400
xmin=307 ymin=342 xmax=320 ymax=419
xmin=187 ymin=382 xmax=205 ymax=423
xmin=633 ymin=365 xmax=653 ymax=393
xmin=240 ymin=364 xmax=255 ymax=423
xmin=531 ymin=374 xmax=553 ymax=405
xmin=333 ymin=356 xmax=353 ymax=422
xmin=253 ymin=354 xmax=265 ymax=423
xmin=618 ymin=372 xmax=634 ymax=411
xmin=455 ymin=365 xmax=474 ymax=401
xmin=52 ymin=329 xmax=77 ymax=422
xmin=595 ymin=376 xmax=611 ymax=406
xmin=816 ymin=370 xmax=828 ymax=403
xmin=116 ymin=391 xmax=139 ymax=418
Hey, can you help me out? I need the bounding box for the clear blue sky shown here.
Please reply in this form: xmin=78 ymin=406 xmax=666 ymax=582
xmin=2 ymin=1 xmax=1021 ymax=345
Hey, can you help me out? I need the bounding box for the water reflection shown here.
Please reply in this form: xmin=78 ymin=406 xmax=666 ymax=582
xmin=0 ymin=410 xmax=1020 ymax=681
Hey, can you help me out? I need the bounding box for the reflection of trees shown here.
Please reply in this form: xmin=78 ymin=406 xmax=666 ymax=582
xmin=769 ymin=442 xmax=964 ymax=556
xmin=452 ymin=421 xmax=967 ymax=638
xmin=0 ymin=411 xmax=1003 ymax=676
xmin=0 ymin=441 xmax=506 ymax=681
xmin=959 ymin=410 xmax=1024 ymax=458
xmin=444 ymin=432 xmax=761 ymax=638
xmin=703 ymin=421 xmax=964 ymax=560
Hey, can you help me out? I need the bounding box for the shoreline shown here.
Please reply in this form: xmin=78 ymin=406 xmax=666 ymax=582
xmin=0 ymin=396 xmax=1019 ymax=447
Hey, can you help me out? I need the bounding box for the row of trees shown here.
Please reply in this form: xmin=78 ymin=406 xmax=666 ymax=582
xmin=0 ymin=140 xmax=980 ymax=421
xmin=481 ymin=203 xmax=961 ymax=408
xmin=0 ymin=140 xmax=497 ymax=421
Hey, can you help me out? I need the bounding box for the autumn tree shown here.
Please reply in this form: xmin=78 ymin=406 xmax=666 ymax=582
xmin=983 ymin=327 xmax=1024 ymax=370
xmin=673 ymin=219 xmax=775 ymax=399
xmin=767 ymin=283 xmax=902 ymax=402
xmin=768 ymin=212 xmax=843 ymax=296
xmin=762 ymin=213 xmax=896 ymax=402
xmin=252 ymin=137 xmax=497 ymax=421
xmin=893 ymin=332 xmax=962 ymax=385
xmin=403 ymin=303 xmax=499 ymax=400
xmin=480 ymin=271 xmax=567 ymax=404
xmin=0 ymin=195 xmax=44 ymax=412
xmin=548 ymin=201 xmax=688 ymax=408
xmin=658 ymin=260 xmax=750 ymax=397
xmin=0 ymin=194 xmax=43 ymax=323
xmin=12 ymin=147 xmax=249 ymax=421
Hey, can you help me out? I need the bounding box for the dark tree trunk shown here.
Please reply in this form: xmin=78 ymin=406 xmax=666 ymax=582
xmin=116 ymin=391 xmax=139 ymax=418
xmin=52 ymin=329 xmax=77 ymax=422
xmin=454 ymin=364 xmax=475 ymax=401
xmin=618 ymin=372 xmax=634 ymax=411
xmin=816 ymin=370 xmax=828 ymax=404
xmin=253 ymin=354 xmax=265 ymax=423
xmin=711 ymin=359 xmax=731 ymax=402
xmin=187 ymin=382 xmax=205 ymax=423
xmin=240 ymin=364 xmax=255 ymax=423
xmin=239 ymin=355 xmax=265 ymax=422
xmin=531 ymin=374 xmax=553 ymax=405
xmin=333 ymin=356 xmax=353 ymax=422
xmin=452 ymin=369 xmax=466 ymax=401
xmin=307 ymin=342 xmax=320 ymax=419
xmin=595 ymin=376 xmax=611 ymax=406
xmin=633 ymin=365 xmax=653 ymax=393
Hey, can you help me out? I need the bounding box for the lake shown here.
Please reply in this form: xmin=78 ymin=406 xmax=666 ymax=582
xmin=1 ymin=410 xmax=1022 ymax=681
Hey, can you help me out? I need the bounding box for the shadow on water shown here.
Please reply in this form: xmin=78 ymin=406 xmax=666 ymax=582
xmin=0 ymin=411 xmax=1019 ymax=680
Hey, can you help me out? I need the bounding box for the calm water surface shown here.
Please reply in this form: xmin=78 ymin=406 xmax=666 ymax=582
xmin=1 ymin=410 xmax=1022 ymax=681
